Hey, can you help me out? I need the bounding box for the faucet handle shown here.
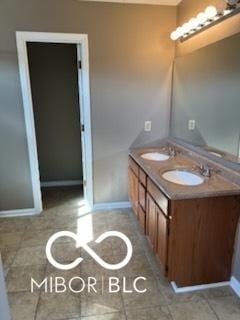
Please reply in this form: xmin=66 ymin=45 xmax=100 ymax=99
xmin=168 ymin=147 xmax=178 ymax=157
xmin=191 ymin=164 xmax=200 ymax=171
xmin=192 ymin=164 xmax=221 ymax=177
xmin=192 ymin=164 xmax=210 ymax=177
xmin=209 ymin=166 xmax=221 ymax=175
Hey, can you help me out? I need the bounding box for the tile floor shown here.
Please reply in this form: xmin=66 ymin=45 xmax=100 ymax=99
xmin=0 ymin=187 xmax=239 ymax=320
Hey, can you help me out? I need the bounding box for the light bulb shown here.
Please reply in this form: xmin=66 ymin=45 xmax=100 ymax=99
xmin=223 ymin=9 xmax=232 ymax=15
xmin=182 ymin=22 xmax=191 ymax=34
xmin=176 ymin=27 xmax=184 ymax=38
xmin=188 ymin=18 xmax=199 ymax=30
xmin=205 ymin=6 xmax=217 ymax=19
xmin=170 ymin=31 xmax=178 ymax=41
xmin=196 ymin=12 xmax=208 ymax=25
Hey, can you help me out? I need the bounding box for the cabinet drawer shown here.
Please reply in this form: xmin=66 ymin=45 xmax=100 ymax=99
xmin=138 ymin=205 xmax=146 ymax=233
xmin=139 ymin=168 xmax=147 ymax=186
xmin=139 ymin=182 xmax=146 ymax=211
xmin=147 ymin=178 xmax=168 ymax=216
xmin=129 ymin=157 xmax=139 ymax=177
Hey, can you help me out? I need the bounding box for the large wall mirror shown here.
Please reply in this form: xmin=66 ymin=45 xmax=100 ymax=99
xmin=171 ymin=33 xmax=240 ymax=164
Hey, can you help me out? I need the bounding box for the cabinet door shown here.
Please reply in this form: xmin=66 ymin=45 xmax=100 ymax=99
xmin=138 ymin=205 xmax=146 ymax=233
xmin=128 ymin=168 xmax=138 ymax=217
xmin=156 ymin=207 xmax=168 ymax=270
xmin=146 ymin=193 xmax=157 ymax=251
xmin=138 ymin=182 xmax=146 ymax=211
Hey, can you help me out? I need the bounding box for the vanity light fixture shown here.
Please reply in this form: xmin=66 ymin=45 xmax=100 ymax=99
xmin=170 ymin=1 xmax=240 ymax=42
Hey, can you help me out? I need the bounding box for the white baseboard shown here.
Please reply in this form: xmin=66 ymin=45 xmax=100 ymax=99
xmin=171 ymin=281 xmax=230 ymax=294
xmin=93 ymin=201 xmax=131 ymax=211
xmin=0 ymin=207 xmax=40 ymax=218
xmin=230 ymin=276 xmax=240 ymax=297
xmin=41 ymin=180 xmax=83 ymax=187
xmin=0 ymin=201 xmax=131 ymax=217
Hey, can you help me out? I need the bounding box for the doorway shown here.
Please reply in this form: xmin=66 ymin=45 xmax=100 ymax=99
xmin=27 ymin=42 xmax=84 ymax=208
xmin=16 ymin=32 xmax=93 ymax=214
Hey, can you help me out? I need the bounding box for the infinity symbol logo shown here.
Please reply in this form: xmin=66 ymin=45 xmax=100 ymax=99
xmin=46 ymin=231 xmax=133 ymax=270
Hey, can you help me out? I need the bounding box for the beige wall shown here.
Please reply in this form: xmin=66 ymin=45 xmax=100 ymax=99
xmin=0 ymin=52 xmax=33 ymax=210
xmin=176 ymin=0 xmax=240 ymax=56
xmin=0 ymin=0 xmax=176 ymax=209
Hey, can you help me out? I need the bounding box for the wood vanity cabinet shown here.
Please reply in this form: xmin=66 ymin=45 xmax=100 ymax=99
xmin=128 ymin=155 xmax=240 ymax=287
xmin=146 ymin=179 xmax=169 ymax=274
xmin=146 ymin=193 xmax=157 ymax=251
xmin=128 ymin=156 xmax=169 ymax=273
xmin=156 ymin=206 xmax=168 ymax=272
xmin=128 ymin=158 xmax=139 ymax=217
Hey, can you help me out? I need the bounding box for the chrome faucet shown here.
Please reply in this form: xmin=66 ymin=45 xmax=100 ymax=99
xmin=192 ymin=164 xmax=220 ymax=178
xmin=168 ymin=147 xmax=177 ymax=157
xmin=199 ymin=164 xmax=212 ymax=177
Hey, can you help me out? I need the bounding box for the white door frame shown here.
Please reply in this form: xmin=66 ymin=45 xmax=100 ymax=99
xmin=16 ymin=31 xmax=93 ymax=214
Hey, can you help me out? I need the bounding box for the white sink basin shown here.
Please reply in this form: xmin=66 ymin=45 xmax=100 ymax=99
xmin=209 ymin=151 xmax=223 ymax=158
xmin=162 ymin=169 xmax=204 ymax=186
xmin=141 ymin=152 xmax=170 ymax=161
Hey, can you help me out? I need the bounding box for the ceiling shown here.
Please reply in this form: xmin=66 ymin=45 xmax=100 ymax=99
xmin=80 ymin=0 xmax=182 ymax=5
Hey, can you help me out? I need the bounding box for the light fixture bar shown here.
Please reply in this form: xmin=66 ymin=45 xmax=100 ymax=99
xmin=170 ymin=2 xmax=240 ymax=42
xmin=180 ymin=6 xmax=240 ymax=42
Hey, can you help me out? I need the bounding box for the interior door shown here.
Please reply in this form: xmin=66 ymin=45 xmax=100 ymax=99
xmin=27 ymin=42 xmax=83 ymax=184
xmin=76 ymin=44 xmax=87 ymax=200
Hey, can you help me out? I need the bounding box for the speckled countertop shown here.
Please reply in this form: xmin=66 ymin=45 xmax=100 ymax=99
xmin=129 ymin=144 xmax=240 ymax=200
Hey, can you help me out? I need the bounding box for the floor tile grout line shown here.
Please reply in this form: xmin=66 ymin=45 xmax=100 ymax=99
xmin=3 ymin=222 xmax=29 ymax=275
xmin=34 ymin=261 xmax=48 ymax=320
xmin=119 ymin=283 xmax=128 ymax=320
xmin=163 ymin=305 xmax=175 ymax=320
xmin=79 ymin=310 xmax=126 ymax=319
xmin=205 ymin=298 xmax=221 ymax=320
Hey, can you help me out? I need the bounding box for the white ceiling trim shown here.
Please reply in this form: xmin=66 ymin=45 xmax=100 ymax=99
xmin=79 ymin=0 xmax=182 ymax=6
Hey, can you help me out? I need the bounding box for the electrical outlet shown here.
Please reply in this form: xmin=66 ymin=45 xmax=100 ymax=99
xmin=144 ymin=121 xmax=152 ymax=132
xmin=188 ymin=120 xmax=196 ymax=130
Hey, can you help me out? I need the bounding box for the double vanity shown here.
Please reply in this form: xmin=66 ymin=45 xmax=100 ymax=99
xmin=128 ymin=140 xmax=240 ymax=288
